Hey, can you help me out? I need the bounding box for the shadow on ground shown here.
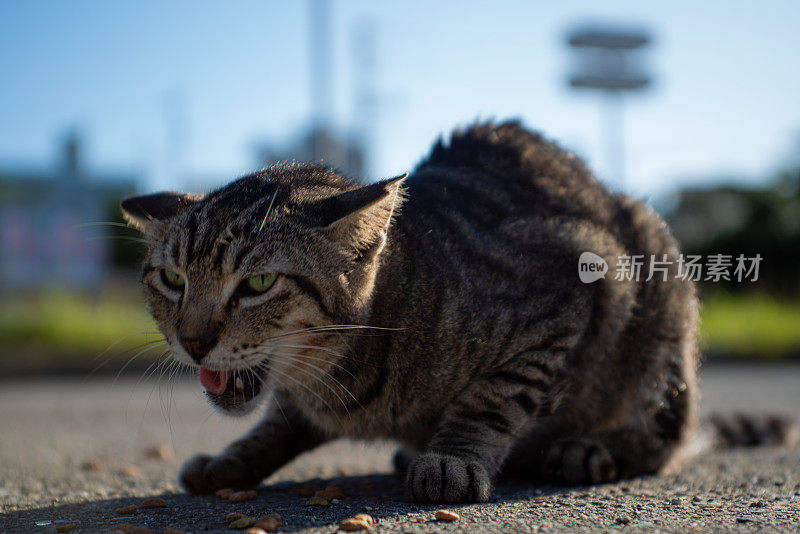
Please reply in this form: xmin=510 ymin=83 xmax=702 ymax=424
xmin=3 ymin=473 xmax=572 ymax=533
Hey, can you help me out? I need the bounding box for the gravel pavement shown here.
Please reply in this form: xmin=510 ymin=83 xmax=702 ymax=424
xmin=1 ymin=362 xmax=799 ymax=533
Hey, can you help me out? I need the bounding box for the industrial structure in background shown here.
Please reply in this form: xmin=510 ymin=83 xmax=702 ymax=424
xmin=256 ymin=0 xmax=375 ymax=182
xmin=566 ymin=26 xmax=652 ymax=188
xmin=0 ymin=133 xmax=137 ymax=291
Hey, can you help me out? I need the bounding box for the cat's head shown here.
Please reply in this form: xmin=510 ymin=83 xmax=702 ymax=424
xmin=121 ymin=163 xmax=405 ymax=416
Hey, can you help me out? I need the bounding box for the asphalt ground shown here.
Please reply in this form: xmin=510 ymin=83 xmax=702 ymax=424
xmin=1 ymin=362 xmax=799 ymax=533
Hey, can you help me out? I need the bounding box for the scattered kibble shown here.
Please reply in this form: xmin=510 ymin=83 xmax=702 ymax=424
xmin=216 ymin=488 xmax=235 ymax=499
xmin=316 ymin=486 xmax=345 ymax=499
xmin=108 ymin=524 xmax=153 ymax=534
xmin=305 ymin=494 xmax=331 ymax=506
xmin=244 ymin=529 xmax=268 ymax=534
xmin=338 ymin=518 xmax=369 ymax=531
xmin=145 ymin=445 xmax=172 ymax=460
xmin=118 ymin=466 xmax=141 ymax=478
xmin=81 ymin=459 xmax=104 ymax=471
xmin=229 ymin=489 xmax=258 ymax=502
xmin=254 ymin=513 xmax=282 ymax=531
xmin=56 ymin=524 xmax=77 ymax=532
xmin=229 ymin=516 xmax=257 ymax=529
xmin=226 ymin=513 xmax=247 ymax=522
xmin=114 ymin=505 xmax=138 ymax=515
xmin=139 ymin=498 xmax=167 ymax=509
xmin=297 ymin=486 xmax=316 ymax=497
xmin=253 ymin=522 xmax=279 ymax=532
xmin=353 ymin=514 xmax=373 ymax=526
xmin=435 ymin=509 xmax=460 ymax=522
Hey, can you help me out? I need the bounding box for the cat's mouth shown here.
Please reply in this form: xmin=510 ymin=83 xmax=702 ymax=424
xmin=199 ymin=366 xmax=266 ymax=413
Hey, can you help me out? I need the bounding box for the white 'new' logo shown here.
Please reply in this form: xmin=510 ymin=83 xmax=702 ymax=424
xmin=578 ymin=252 xmax=608 ymax=283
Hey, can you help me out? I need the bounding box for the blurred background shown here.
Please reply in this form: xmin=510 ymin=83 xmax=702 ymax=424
xmin=1 ymin=0 xmax=799 ymax=375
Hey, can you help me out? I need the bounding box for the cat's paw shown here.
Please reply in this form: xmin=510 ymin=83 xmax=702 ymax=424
xmin=542 ymin=438 xmax=617 ymax=485
xmin=406 ymin=452 xmax=492 ymax=503
xmin=179 ymin=453 xmax=260 ymax=495
xmin=392 ymin=447 xmax=416 ymax=475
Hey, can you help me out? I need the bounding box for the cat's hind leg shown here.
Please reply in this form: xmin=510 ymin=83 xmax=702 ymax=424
xmin=504 ymin=354 xmax=696 ymax=485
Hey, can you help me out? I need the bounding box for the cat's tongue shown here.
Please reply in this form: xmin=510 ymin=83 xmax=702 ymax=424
xmin=199 ymin=367 xmax=230 ymax=395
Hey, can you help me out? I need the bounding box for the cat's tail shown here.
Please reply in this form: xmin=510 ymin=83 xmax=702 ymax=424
xmin=692 ymin=413 xmax=799 ymax=453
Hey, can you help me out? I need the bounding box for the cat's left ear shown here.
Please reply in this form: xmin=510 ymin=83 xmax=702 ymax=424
xmin=315 ymin=173 xmax=407 ymax=258
xmin=120 ymin=191 xmax=204 ymax=233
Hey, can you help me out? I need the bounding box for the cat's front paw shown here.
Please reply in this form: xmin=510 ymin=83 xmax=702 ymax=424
xmin=406 ymin=452 xmax=492 ymax=503
xmin=179 ymin=453 xmax=260 ymax=495
xmin=542 ymin=438 xmax=618 ymax=485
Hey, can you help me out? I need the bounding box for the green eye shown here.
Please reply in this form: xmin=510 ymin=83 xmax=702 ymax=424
xmin=161 ymin=269 xmax=185 ymax=289
xmin=246 ymin=273 xmax=277 ymax=293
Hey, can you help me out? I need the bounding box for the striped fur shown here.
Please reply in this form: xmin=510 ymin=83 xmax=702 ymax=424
xmin=122 ymin=122 xmax=797 ymax=502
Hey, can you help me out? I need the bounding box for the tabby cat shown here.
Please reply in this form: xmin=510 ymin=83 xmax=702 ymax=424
xmin=121 ymin=122 xmax=797 ymax=503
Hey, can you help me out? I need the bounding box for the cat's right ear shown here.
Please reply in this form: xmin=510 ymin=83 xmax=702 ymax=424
xmin=120 ymin=191 xmax=203 ymax=233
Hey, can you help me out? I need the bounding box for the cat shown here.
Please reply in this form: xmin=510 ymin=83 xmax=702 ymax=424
xmin=121 ymin=121 xmax=797 ymax=503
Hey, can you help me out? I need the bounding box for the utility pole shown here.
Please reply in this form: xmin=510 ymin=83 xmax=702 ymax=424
xmin=567 ymin=27 xmax=652 ymax=189
xmin=310 ymin=0 xmax=332 ymax=161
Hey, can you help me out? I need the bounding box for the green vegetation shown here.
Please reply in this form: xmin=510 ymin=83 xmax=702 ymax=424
xmin=0 ymin=290 xmax=160 ymax=370
xmin=1 ymin=291 xmax=799 ymax=372
xmin=699 ymin=293 xmax=800 ymax=358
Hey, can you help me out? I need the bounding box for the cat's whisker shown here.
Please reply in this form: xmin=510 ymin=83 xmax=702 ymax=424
xmin=270 ymin=343 xmax=343 ymax=358
xmin=113 ymin=341 xmax=168 ymax=386
xmin=87 ymin=330 xmax=164 ymax=377
xmin=266 ymin=352 xmax=359 ymax=412
xmin=256 ymin=363 xmax=343 ymax=423
xmin=264 ymin=350 xmax=361 ymax=405
xmin=258 ymin=188 xmax=280 ymax=233
xmin=263 ymin=324 xmax=404 ymax=343
xmin=76 ymin=221 xmax=135 ymax=229
xmin=251 ymin=346 xmax=365 ymax=382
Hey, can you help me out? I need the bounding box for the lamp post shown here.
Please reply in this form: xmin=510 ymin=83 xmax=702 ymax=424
xmin=567 ymin=27 xmax=652 ymax=189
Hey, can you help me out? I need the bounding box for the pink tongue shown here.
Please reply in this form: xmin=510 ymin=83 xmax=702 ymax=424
xmin=199 ymin=367 xmax=230 ymax=395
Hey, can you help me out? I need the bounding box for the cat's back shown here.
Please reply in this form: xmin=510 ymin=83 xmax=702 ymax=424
xmin=395 ymin=122 xmax=627 ymax=284
xmin=399 ymin=122 xmax=623 ymax=246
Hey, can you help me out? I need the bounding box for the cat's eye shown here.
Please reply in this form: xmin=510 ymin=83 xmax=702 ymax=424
xmin=246 ymin=273 xmax=277 ymax=294
xmin=160 ymin=269 xmax=185 ymax=289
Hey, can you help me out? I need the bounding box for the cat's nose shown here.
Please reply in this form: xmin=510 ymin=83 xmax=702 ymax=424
xmin=179 ymin=331 xmax=219 ymax=364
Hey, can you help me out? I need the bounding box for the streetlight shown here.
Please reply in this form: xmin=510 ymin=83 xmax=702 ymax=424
xmin=567 ymin=26 xmax=652 ymax=189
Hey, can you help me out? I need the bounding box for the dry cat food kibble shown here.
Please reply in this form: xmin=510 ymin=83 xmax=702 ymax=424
xmin=229 ymin=489 xmax=258 ymax=502
xmin=316 ymin=486 xmax=345 ymax=499
xmin=144 ymin=445 xmax=172 ymax=460
xmin=244 ymin=529 xmax=268 ymax=534
xmin=108 ymin=524 xmax=154 ymax=534
xmin=226 ymin=513 xmax=247 ymax=522
xmin=81 ymin=459 xmax=104 ymax=471
xmin=114 ymin=505 xmax=138 ymax=515
xmin=297 ymin=486 xmax=316 ymax=497
xmin=254 ymin=513 xmax=282 ymax=531
xmin=338 ymin=513 xmax=374 ymax=530
xmin=228 ymin=516 xmax=257 ymax=529
xmin=139 ymin=498 xmax=167 ymax=509
xmin=118 ymin=466 xmax=141 ymax=478
xmin=216 ymin=488 xmax=235 ymax=499
xmin=435 ymin=509 xmax=460 ymax=522
xmin=305 ymin=494 xmax=330 ymax=506
xmin=338 ymin=518 xmax=369 ymax=531
xmin=353 ymin=514 xmax=374 ymax=526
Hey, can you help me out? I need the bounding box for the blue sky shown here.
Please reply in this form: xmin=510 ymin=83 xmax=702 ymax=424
xmin=1 ymin=1 xmax=799 ymax=198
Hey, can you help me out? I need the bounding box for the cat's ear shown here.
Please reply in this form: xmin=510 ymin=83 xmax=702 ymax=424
xmin=120 ymin=191 xmax=203 ymax=232
xmin=315 ymin=173 xmax=407 ymax=257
